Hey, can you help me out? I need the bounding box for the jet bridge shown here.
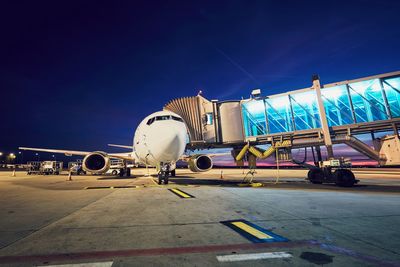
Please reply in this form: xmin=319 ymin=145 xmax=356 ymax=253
xmin=164 ymin=71 xmax=400 ymax=186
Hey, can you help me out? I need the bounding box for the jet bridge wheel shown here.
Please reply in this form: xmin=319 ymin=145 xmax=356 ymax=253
xmin=307 ymin=169 xmax=324 ymax=184
xmin=334 ymin=169 xmax=356 ymax=187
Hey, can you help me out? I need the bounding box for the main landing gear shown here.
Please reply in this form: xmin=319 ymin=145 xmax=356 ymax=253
xmin=119 ymin=162 xmax=131 ymax=178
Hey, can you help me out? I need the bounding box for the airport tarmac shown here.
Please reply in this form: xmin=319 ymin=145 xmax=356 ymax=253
xmin=0 ymin=168 xmax=399 ymax=266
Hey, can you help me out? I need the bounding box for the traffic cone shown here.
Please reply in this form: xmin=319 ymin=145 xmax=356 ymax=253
xmin=12 ymin=169 xmax=16 ymax=177
xmin=220 ymin=170 xmax=223 ymax=179
xmin=68 ymin=171 xmax=72 ymax=181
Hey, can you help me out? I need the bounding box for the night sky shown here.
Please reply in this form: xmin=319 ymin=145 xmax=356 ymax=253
xmin=1 ymin=0 xmax=400 ymax=161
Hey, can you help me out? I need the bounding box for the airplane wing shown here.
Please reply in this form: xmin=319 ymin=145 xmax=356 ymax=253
xmin=19 ymin=147 xmax=90 ymax=156
xmin=108 ymin=144 xmax=134 ymax=149
xmin=19 ymin=147 xmax=135 ymax=162
xmin=108 ymin=153 xmax=135 ymax=161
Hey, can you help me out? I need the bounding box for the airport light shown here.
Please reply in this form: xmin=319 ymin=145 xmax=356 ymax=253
xmin=0 ymin=152 xmax=2 ymax=156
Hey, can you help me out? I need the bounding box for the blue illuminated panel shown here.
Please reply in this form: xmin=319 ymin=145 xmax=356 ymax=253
xmin=321 ymin=85 xmax=355 ymax=126
xmin=241 ymin=74 xmax=400 ymax=138
xmin=241 ymin=100 xmax=267 ymax=137
xmin=290 ymin=91 xmax=321 ymax=130
xmin=265 ymin=96 xmax=293 ymax=134
xmin=348 ymin=79 xmax=388 ymax=122
xmin=382 ymin=77 xmax=400 ymax=118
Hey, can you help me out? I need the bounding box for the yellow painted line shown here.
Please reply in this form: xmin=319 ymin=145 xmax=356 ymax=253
xmin=151 ymin=178 xmax=157 ymax=185
xmin=170 ymin=188 xmax=192 ymax=198
xmin=231 ymin=221 xmax=273 ymax=239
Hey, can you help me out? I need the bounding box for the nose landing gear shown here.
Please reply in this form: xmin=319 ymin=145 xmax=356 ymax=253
xmin=158 ymin=163 xmax=175 ymax=185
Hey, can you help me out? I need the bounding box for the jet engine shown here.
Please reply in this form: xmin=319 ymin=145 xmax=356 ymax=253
xmin=188 ymin=155 xmax=213 ymax=172
xmin=82 ymin=151 xmax=111 ymax=174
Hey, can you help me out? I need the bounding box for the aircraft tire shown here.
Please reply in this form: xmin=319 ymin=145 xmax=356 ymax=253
xmin=158 ymin=173 xmax=163 ymax=185
xmin=334 ymin=169 xmax=355 ymax=187
xmin=307 ymin=169 xmax=324 ymax=184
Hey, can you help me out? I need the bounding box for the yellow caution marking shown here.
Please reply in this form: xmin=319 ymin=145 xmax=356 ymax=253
xmin=169 ymin=188 xmax=194 ymax=198
xmin=231 ymin=221 xmax=273 ymax=239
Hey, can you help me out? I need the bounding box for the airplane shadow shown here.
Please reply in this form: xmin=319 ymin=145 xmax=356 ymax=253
xmin=169 ymin=177 xmax=240 ymax=186
xmin=170 ymin=176 xmax=400 ymax=192
xmin=96 ymin=176 xmax=138 ymax=180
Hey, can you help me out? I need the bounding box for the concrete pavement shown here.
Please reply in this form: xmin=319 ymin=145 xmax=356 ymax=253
xmin=0 ymin=169 xmax=399 ymax=266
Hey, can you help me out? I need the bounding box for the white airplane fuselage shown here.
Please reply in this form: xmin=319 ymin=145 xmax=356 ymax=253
xmin=133 ymin=110 xmax=188 ymax=167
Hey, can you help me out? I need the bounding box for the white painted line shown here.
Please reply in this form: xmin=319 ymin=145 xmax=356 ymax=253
xmin=37 ymin=261 xmax=113 ymax=267
xmin=216 ymin=252 xmax=292 ymax=262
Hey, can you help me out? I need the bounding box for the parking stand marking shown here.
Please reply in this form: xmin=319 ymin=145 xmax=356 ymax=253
xmin=216 ymin=251 xmax=292 ymax=262
xmin=221 ymin=219 xmax=289 ymax=243
xmin=169 ymin=188 xmax=194 ymax=198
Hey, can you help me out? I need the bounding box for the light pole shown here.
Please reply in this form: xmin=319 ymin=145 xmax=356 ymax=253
xmin=18 ymin=151 xmax=23 ymax=164
xmin=9 ymin=153 xmax=16 ymax=164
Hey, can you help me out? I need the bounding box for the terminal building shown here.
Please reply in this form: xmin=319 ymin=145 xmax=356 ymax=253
xmin=165 ymin=71 xmax=400 ymax=186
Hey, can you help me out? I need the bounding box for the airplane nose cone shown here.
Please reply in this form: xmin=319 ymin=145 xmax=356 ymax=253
xmin=151 ymin=126 xmax=186 ymax=162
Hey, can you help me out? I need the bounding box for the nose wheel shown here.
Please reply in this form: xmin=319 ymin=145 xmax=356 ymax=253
xmin=158 ymin=171 xmax=169 ymax=185
xmin=158 ymin=163 xmax=174 ymax=185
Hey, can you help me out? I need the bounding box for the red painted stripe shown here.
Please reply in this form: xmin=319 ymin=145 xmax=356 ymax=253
xmin=0 ymin=241 xmax=309 ymax=264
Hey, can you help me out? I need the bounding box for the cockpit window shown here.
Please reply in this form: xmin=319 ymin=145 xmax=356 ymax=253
xmin=146 ymin=118 xmax=155 ymax=125
xmin=172 ymin=116 xmax=184 ymax=122
xmin=156 ymin=115 xmax=170 ymax=121
xmin=147 ymin=115 xmax=184 ymax=125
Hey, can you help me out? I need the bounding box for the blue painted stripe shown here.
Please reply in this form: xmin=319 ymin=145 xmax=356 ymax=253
xmin=221 ymin=219 xmax=289 ymax=243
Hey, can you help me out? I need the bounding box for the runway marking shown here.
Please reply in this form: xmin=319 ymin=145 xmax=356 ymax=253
xmin=37 ymin=261 xmax=113 ymax=267
xmin=168 ymin=188 xmax=194 ymax=198
xmin=216 ymin=251 xmax=292 ymax=262
xmin=221 ymin=220 xmax=288 ymax=243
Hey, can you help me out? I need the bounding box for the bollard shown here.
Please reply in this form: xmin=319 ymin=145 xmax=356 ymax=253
xmin=12 ymin=169 xmax=16 ymax=177
xmin=220 ymin=170 xmax=223 ymax=179
xmin=68 ymin=171 xmax=72 ymax=181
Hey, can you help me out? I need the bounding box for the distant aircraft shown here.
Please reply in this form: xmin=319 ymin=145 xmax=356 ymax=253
xmin=20 ymin=110 xmax=218 ymax=184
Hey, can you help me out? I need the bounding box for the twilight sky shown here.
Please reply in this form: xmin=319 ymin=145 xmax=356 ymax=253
xmin=1 ymin=0 xmax=399 ymax=162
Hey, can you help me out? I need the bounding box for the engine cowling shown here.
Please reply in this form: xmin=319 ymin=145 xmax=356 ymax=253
xmin=82 ymin=151 xmax=111 ymax=174
xmin=188 ymin=155 xmax=213 ymax=172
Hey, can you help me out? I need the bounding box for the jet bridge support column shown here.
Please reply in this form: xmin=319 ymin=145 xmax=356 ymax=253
xmin=313 ymin=75 xmax=334 ymax=159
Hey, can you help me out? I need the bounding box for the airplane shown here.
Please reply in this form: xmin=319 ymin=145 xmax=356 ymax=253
xmin=19 ymin=110 xmax=218 ymax=184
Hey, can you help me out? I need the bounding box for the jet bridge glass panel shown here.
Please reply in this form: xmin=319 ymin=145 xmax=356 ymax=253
xmin=348 ymin=79 xmax=388 ymax=122
xmin=289 ymin=91 xmax=321 ymax=130
xmin=241 ymin=100 xmax=267 ymax=137
xmin=321 ymin=85 xmax=355 ymax=126
xmin=265 ymin=95 xmax=293 ymax=134
xmin=382 ymin=76 xmax=400 ymax=118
